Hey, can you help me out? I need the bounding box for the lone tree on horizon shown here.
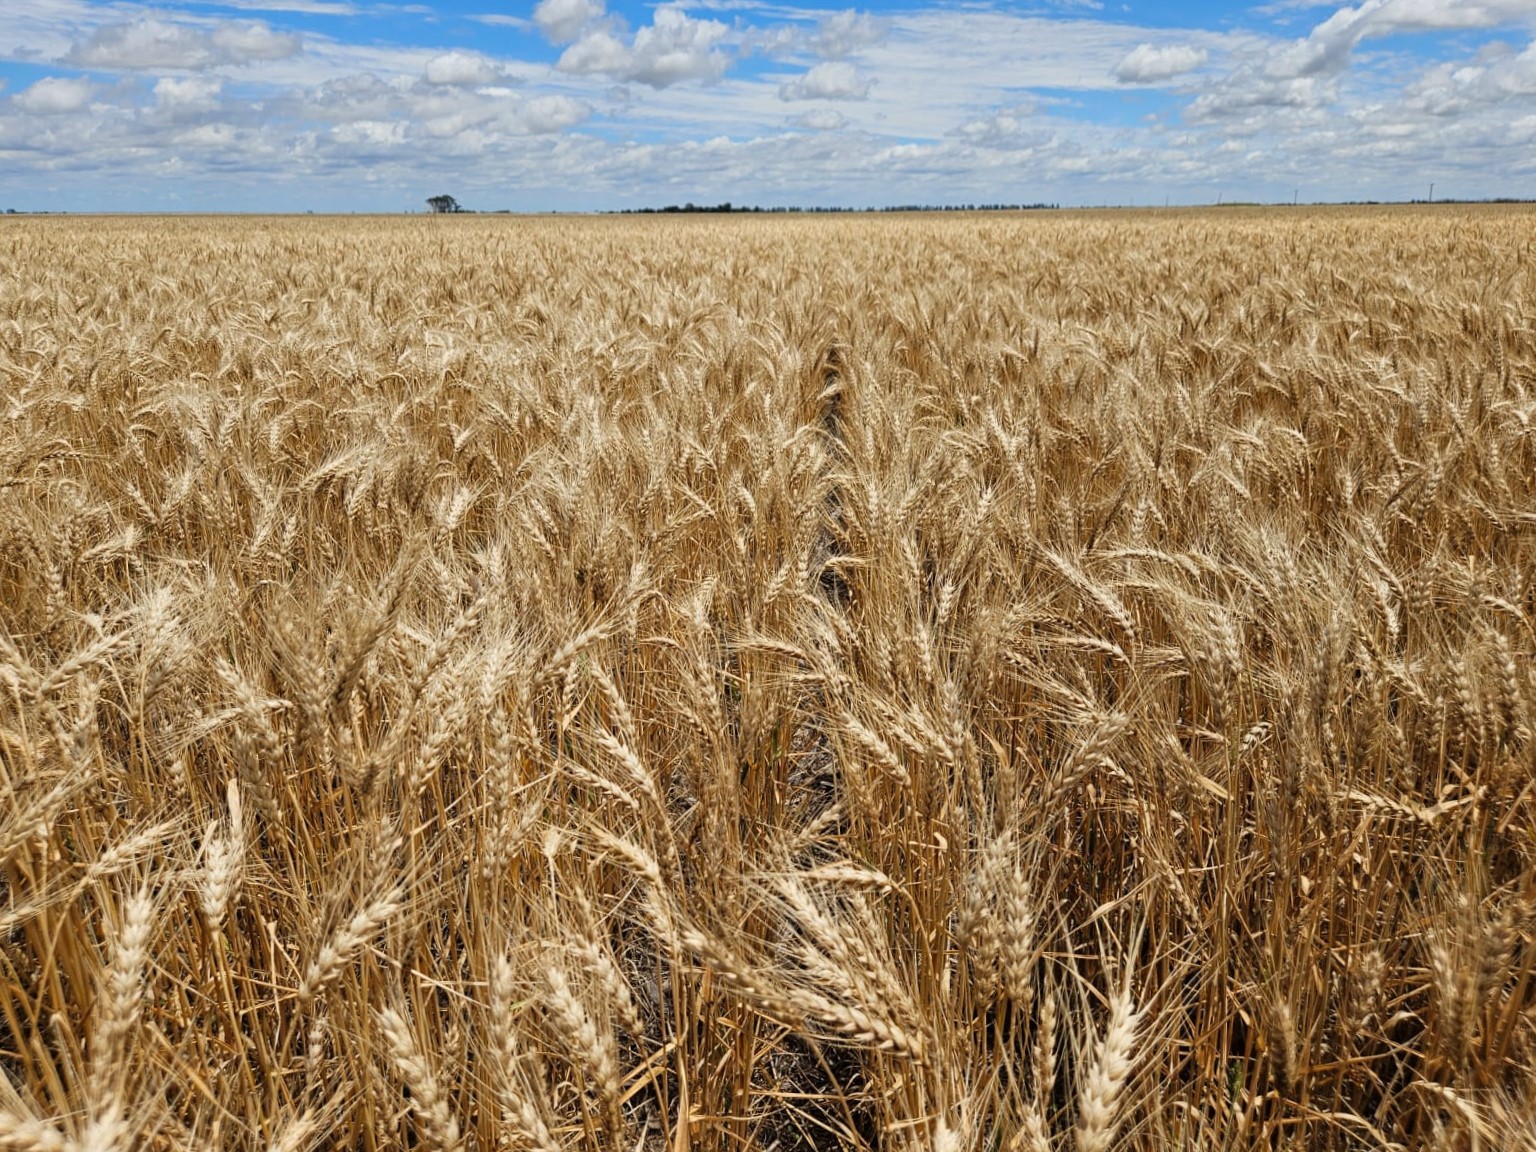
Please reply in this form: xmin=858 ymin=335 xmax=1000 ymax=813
xmin=426 ymin=194 xmax=462 ymax=214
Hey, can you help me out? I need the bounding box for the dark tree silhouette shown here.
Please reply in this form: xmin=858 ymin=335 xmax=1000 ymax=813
xmin=426 ymin=195 xmax=462 ymax=214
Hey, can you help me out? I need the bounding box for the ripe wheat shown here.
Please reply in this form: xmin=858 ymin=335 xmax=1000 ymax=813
xmin=0 ymin=207 xmax=1533 ymax=1150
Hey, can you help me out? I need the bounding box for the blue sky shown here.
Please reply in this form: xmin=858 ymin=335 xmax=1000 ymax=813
xmin=2 ymin=0 xmax=1534 ymax=210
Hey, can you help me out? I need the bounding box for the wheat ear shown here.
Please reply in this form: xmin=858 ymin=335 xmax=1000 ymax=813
xmin=377 ymin=1006 xmax=462 ymax=1152
xmin=1074 ymin=979 xmax=1139 ymax=1152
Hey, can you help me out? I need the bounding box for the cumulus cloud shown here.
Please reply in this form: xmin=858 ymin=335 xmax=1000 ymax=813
xmin=557 ymin=31 xmax=630 ymax=76
xmin=520 ymin=94 xmax=591 ymax=132
xmin=791 ymin=108 xmax=849 ymax=130
xmin=1177 ymin=0 xmax=1536 ymax=129
xmin=557 ymin=7 xmax=729 ymax=87
xmin=953 ymin=101 xmax=1044 ymax=147
xmin=288 ymin=73 xmax=403 ymax=122
xmin=14 ymin=76 xmax=96 ymax=115
xmin=812 ymin=10 xmax=889 ymax=59
xmin=779 ymin=60 xmax=873 ymax=101
xmin=1185 ymin=72 xmax=1336 ymax=120
xmin=1351 ymin=0 xmax=1536 ymax=34
xmin=329 ymin=118 xmax=409 ymax=150
xmin=64 ymin=18 xmax=300 ymax=71
xmin=1114 ymin=43 xmax=1208 ymax=83
xmin=1267 ymin=0 xmax=1536 ymax=81
xmin=747 ymin=9 xmax=888 ymax=63
xmin=279 ymin=74 xmax=593 ymax=152
xmin=1266 ymin=5 xmax=1375 ymax=78
xmin=66 ymin=19 xmax=217 ymax=70
xmin=618 ymin=8 xmax=728 ymax=86
xmin=210 ymin=21 xmax=301 ymax=62
xmin=424 ymin=50 xmax=505 ymax=86
xmin=1403 ymin=38 xmax=1536 ymax=113
xmin=154 ymin=75 xmax=223 ymax=113
xmin=533 ymin=0 xmax=606 ymax=44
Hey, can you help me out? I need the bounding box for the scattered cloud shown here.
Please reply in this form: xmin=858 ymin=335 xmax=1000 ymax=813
xmin=14 ymin=74 xmax=95 ymax=114
xmin=811 ymin=10 xmax=889 ymax=58
xmin=953 ymin=101 xmax=1043 ymax=147
xmin=153 ymin=75 xmax=223 ymax=113
xmin=520 ymin=94 xmax=592 ymax=132
xmin=746 ymin=9 xmax=888 ymax=62
xmin=64 ymin=18 xmax=301 ymax=72
xmin=1185 ymin=63 xmax=1336 ymax=120
xmin=791 ymin=107 xmax=847 ymax=129
xmin=1403 ymin=38 xmax=1536 ymax=112
xmin=423 ymin=50 xmax=506 ymax=86
xmin=471 ymin=13 xmax=526 ymax=28
xmin=779 ymin=60 xmax=872 ymax=99
xmin=1114 ymin=42 xmax=1208 ymax=83
xmin=1267 ymin=0 xmax=1536 ymax=80
xmin=1 ymin=0 xmax=1535 ymax=208
xmin=207 ymin=0 xmax=359 ymax=13
xmin=532 ymin=0 xmax=606 ymax=44
xmin=558 ymin=7 xmax=729 ymax=87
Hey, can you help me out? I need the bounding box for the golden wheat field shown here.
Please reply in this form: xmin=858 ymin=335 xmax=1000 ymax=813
xmin=1 ymin=207 xmax=1535 ymax=1152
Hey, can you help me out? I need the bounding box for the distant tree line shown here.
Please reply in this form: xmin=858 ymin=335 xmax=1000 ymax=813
xmin=616 ymin=201 xmax=1059 ymax=214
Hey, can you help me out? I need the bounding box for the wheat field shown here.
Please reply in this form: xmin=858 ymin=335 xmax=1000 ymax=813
xmin=1 ymin=208 xmax=1534 ymax=1151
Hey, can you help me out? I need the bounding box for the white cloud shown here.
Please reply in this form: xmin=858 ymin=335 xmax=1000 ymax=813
xmin=210 ymin=0 xmax=358 ymax=12
xmin=1185 ymin=72 xmax=1336 ymax=119
xmin=175 ymin=121 xmax=242 ymax=150
xmin=64 ymin=17 xmax=300 ymax=71
xmin=1180 ymin=0 xmax=1536 ymax=128
xmin=329 ymin=118 xmax=409 ymax=148
xmin=520 ymin=94 xmax=591 ymax=132
xmin=1114 ymin=43 xmax=1208 ymax=83
xmin=533 ymin=0 xmax=606 ymax=44
xmin=424 ymin=50 xmax=505 ymax=86
xmin=1268 ymin=0 xmax=1536 ymax=80
xmin=66 ymin=19 xmax=219 ymax=70
xmin=1266 ymin=3 xmax=1376 ymax=77
xmin=154 ymin=75 xmax=223 ymax=113
xmin=1403 ymin=37 xmax=1536 ymax=112
xmin=471 ymin=14 xmax=530 ymax=29
xmin=953 ymin=101 xmax=1044 ymax=148
xmin=745 ymin=9 xmax=888 ymax=63
xmin=558 ymin=31 xmax=631 ymax=76
xmin=779 ymin=60 xmax=872 ymax=100
xmin=558 ymin=7 xmax=729 ymax=87
xmin=211 ymin=21 xmax=301 ymax=62
xmin=812 ymin=10 xmax=889 ymax=59
xmin=1358 ymin=0 xmax=1536 ymax=33
xmin=288 ymin=72 xmax=403 ymax=120
xmin=791 ymin=107 xmax=848 ymax=130
xmin=14 ymin=75 xmax=95 ymax=114
xmin=281 ymin=73 xmax=595 ymax=150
